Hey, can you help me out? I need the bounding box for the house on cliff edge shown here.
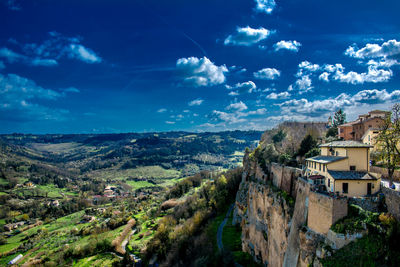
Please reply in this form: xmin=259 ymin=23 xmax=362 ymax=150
xmin=305 ymin=141 xmax=381 ymax=197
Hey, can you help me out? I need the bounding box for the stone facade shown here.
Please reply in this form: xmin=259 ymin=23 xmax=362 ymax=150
xmin=382 ymin=187 xmax=400 ymax=221
xmin=307 ymin=191 xmax=348 ymax=235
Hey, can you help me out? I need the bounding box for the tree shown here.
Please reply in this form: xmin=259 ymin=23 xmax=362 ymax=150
xmin=272 ymin=129 xmax=286 ymax=143
xmin=297 ymin=134 xmax=318 ymax=157
xmin=333 ymin=109 xmax=346 ymax=127
xmin=377 ymin=104 xmax=400 ymax=185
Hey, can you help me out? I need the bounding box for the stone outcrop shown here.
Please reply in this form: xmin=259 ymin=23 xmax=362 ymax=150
xmin=239 ymin=182 xmax=292 ymax=266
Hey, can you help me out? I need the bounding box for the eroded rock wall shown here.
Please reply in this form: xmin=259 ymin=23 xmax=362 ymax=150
xmin=240 ymin=182 xmax=292 ymax=266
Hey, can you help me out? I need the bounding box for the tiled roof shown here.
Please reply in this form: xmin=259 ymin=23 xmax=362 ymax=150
xmin=328 ymin=171 xmax=377 ymax=180
xmin=320 ymin=141 xmax=372 ymax=148
xmin=306 ymin=155 xmax=347 ymax=163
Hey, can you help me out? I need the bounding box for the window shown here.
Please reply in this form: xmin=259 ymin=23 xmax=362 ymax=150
xmin=350 ymin=166 xmax=356 ymax=171
xmin=319 ymin=163 xmax=321 ymax=171
xmin=342 ymin=183 xmax=348 ymax=193
xmin=323 ymin=164 xmax=326 ymax=172
xmin=335 ymin=151 xmax=339 ymax=156
xmin=328 ymin=179 xmax=331 ymax=187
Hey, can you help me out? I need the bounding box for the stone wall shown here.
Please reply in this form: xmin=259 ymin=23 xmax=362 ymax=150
xmin=269 ymin=162 xmax=302 ymax=197
xmin=307 ymin=192 xmax=348 ymax=235
xmin=382 ymin=187 xmax=400 ymax=221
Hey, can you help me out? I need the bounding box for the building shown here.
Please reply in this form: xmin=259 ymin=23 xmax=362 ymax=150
xmin=361 ymin=128 xmax=381 ymax=151
xmin=305 ymin=141 xmax=381 ymax=197
xmin=338 ymin=110 xmax=388 ymax=141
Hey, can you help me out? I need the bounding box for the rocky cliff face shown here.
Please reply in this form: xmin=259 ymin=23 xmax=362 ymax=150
xmin=233 ymin=151 xmax=321 ymax=266
xmin=240 ymin=181 xmax=291 ymax=266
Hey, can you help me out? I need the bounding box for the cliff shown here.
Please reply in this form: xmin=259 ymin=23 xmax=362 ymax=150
xmin=233 ymin=148 xmax=348 ymax=266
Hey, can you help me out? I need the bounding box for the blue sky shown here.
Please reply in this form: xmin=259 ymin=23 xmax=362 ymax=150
xmin=1 ymin=0 xmax=400 ymax=133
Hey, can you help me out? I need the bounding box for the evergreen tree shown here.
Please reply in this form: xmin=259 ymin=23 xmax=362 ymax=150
xmin=298 ymin=134 xmax=318 ymax=157
xmin=333 ymin=109 xmax=346 ymax=127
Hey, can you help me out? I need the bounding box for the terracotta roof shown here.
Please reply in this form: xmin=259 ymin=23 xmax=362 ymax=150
xmin=328 ymin=171 xmax=377 ymax=180
xmin=320 ymin=141 xmax=372 ymax=148
xmin=306 ymin=155 xmax=347 ymax=163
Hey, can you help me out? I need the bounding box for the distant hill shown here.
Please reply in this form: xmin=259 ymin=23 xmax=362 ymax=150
xmin=0 ymin=130 xmax=262 ymax=193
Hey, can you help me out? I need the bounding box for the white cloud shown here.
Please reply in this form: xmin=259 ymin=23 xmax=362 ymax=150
xmin=248 ymin=108 xmax=267 ymax=115
xmin=157 ymin=108 xmax=167 ymax=113
xmin=224 ymin=26 xmax=274 ymax=46
xmin=254 ymin=0 xmax=276 ymax=14
xmin=332 ymin=66 xmax=392 ymax=84
xmin=0 ymin=73 xmax=71 ymax=121
xmin=68 ymin=44 xmax=101 ymax=63
xmin=165 ymin=121 xmax=175 ymax=124
xmin=0 ymin=32 xmax=102 ymax=66
xmin=226 ymin=101 xmax=248 ymax=111
xmin=176 ymin=56 xmax=228 ymax=87
xmin=228 ymin=91 xmax=239 ymax=96
xmin=253 ymin=67 xmax=280 ymax=80
xmin=277 ymin=88 xmax=400 ymax=121
xmin=289 ymin=75 xmax=313 ymax=94
xmin=345 ymin=39 xmax=400 ymax=59
xmin=266 ymin=91 xmax=291 ymax=99
xmin=188 ymin=98 xmax=204 ymax=106
xmin=274 ymin=40 xmax=301 ymax=52
xmin=225 ymin=80 xmax=256 ymax=93
xmin=0 ymin=47 xmax=25 ymax=63
xmin=366 ymin=59 xmax=400 ymax=68
xmin=211 ymin=110 xmax=246 ymax=124
xmin=319 ymin=72 xmax=330 ymax=82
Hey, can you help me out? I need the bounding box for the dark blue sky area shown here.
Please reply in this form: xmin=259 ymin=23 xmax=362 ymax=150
xmin=1 ymin=0 xmax=400 ymax=133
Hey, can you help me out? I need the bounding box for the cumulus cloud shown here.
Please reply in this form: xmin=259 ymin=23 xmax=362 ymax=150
xmin=165 ymin=121 xmax=175 ymax=124
xmin=0 ymin=73 xmax=73 ymax=121
xmin=345 ymin=39 xmax=400 ymax=59
xmin=332 ymin=66 xmax=392 ymax=84
xmin=226 ymin=101 xmax=248 ymax=111
xmin=157 ymin=108 xmax=167 ymax=113
xmin=288 ymin=75 xmax=313 ymax=94
xmin=188 ymin=98 xmax=204 ymax=106
xmin=319 ymin=72 xmax=330 ymax=82
xmin=254 ymin=0 xmax=276 ymax=14
xmin=274 ymin=40 xmax=301 ymax=52
xmin=211 ymin=110 xmax=246 ymax=124
xmin=253 ymin=67 xmax=280 ymax=80
xmin=225 ymin=81 xmax=256 ymax=93
xmin=277 ymin=88 xmax=400 ymax=121
xmin=266 ymin=91 xmax=291 ymax=99
xmin=0 ymin=32 xmax=102 ymax=67
xmin=224 ymin=26 xmax=274 ymax=46
xmin=176 ymin=56 xmax=228 ymax=87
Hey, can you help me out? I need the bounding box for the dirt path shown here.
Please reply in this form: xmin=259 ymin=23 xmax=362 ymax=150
xmin=217 ymin=204 xmax=234 ymax=251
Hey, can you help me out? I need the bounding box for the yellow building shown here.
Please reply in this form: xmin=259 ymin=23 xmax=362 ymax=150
xmin=305 ymin=141 xmax=380 ymax=197
xmin=361 ymin=128 xmax=380 ymax=151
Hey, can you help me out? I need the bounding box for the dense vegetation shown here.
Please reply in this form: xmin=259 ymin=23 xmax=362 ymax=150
xmin=0 ymin=131 xmax=260 ymax=266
